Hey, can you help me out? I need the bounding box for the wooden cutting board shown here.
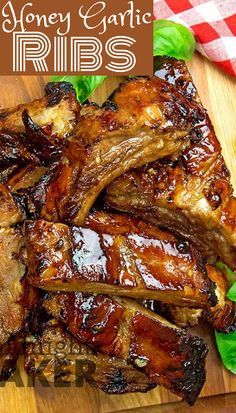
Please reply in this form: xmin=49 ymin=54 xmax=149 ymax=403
xmin=0 ymin=52 xmax=236 ymax=413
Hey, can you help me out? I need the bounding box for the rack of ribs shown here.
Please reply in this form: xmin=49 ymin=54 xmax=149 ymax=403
xmin=25 ymin=318 xmax=156 ymax=393
xmin=43 ymin=291 xmax=208 ymax=405
xmin=106 ymin=57 xmax=236 ymax=269
xmin=28 ymin=76 xmax=205 ymax=225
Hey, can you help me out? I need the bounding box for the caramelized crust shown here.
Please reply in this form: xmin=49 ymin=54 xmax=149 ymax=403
xmin=24 ymin=211 xmax=216 ymax=308
xmin=204 ymin=265 xmax=236 ymax=333
xmin=106 ymin=57 xmax=236 ymax=268
xmin=21 ymin=111 xmax=64 ymax=165
xmin=143 ymin=265 xmax=236 ymax=333
xmin=29 ymin=76 xmax=205 ymax=225
xmin=0 ymin=82 xmax=80 ymax=137
xmin=0 ymin=82 xmax=80 ymax=225
xmin=6 ymin=163 xmax=48 ymax=192
xmin=43 ymin=292 xmax=208 ymax=405
xmin=25 ymin=319 xmax=155 ymax=393
xmin=0 ymin=130 xmax=37 ymax=168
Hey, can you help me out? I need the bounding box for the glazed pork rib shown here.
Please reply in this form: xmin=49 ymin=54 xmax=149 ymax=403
xmin=24 ymin=211 xmax=217 ymax=309
xmin=24 ymin=211 xmax=235 ymax=332
xmin=0 ymin=82 xmax=80 ymax=225
xmin=0 ymin=129 xmax=40 ymax=188
xmin=29 ymin=76 xmax=205 ymax=225
xmin=25 ymin=319 xmax=156 ymax=393
xmin=43 ymin=292 xmax=208 ymax=405
xmin=0 ymin=82 xmax=79 ymax=184
xmin=0 ymin=82 xmax=80 ymax=137
xmin=143 ymin=264 xmax=236 ymax=333
xmin=106 ymin=57 xmax=236 ymax=269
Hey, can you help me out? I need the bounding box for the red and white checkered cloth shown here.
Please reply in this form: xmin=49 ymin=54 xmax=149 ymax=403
xmin=154 ymin=0 xmax=236 ymax=77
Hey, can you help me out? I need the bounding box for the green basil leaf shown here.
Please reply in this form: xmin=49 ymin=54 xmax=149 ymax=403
xmin=227 ymin=282 xmax=236 ymax=302
xmin=216 ymin=262 xmax=236 ymax=287
xmin=215 ymin=262 xmax=236 ymax=373
xmin=51 ymin=75 xmax=107 ymax=103
xmin=215 ymin=330 xmax=236 ymax=374
xmin=153 ymin=20 xmax=195 ymax=60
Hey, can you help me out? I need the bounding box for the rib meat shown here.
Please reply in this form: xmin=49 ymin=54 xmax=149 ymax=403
xmin=0 ymin=82 xmax=80 ymax=137
xmin=24 ymin=211 xmax=217 ymax=308
xmin=0 ymin=184 xmax=25 ymax=227
xmin=0 ymin=129 xmax=41 ymax=192
xmin=43 ymin=292 xmax=208 ymax=405
xmin=143 ymin=264 xmax=236 ymax=333
xmin=0 ymin=130 xmax=37 ymax=168
xmin=174 ymin=264 xmax=236 ymax=333
xmin=25 ymin=319 xmax=156 ymax=393
xmin=6 ymin=163 xmax=47 ymax=192
xmin=204 ymin=264 xmax=236 ymax=332
xmin=29 ymin=77 xmax=205 ymax=225
xmin=0 ymin=82 xmax=80 ymax=226
xmin=106 ymin=57 xmax=236 ymax=269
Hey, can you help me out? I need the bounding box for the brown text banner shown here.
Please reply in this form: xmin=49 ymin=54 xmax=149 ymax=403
xmin=0 ymin=0 xmax=153 ymax=75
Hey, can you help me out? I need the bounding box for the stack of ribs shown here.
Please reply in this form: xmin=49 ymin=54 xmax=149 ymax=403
xmin=0 ymin=57 xmax=235 ymax=405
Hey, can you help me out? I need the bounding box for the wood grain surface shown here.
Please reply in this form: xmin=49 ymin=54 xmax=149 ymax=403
xmin=0 ymin=52 xmax=235 ymax=413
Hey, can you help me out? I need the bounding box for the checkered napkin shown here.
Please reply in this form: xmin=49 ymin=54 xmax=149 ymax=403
xmin=153 ymin=0 xmax=236 ymax=77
